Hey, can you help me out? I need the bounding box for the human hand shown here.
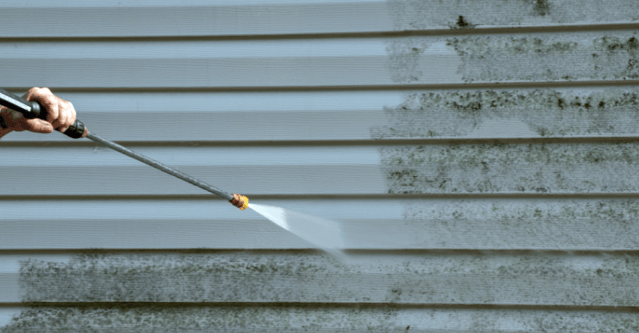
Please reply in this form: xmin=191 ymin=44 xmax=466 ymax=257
xmin=0 ymin=87 xmax=76 ymax=135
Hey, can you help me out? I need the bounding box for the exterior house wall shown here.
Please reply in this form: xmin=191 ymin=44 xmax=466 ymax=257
xmin=1 ymin=0 xmax=639 ymax=331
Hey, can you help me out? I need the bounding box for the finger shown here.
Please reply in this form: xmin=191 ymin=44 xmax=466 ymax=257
xmin=54 ymin=107 xmax=70 ymax=132
xmin=57 ymin=101 xmax=76 ymax=133
xmin=25 ymin=87 xmax=59 ymax=125
xmin=24 ymin=118 xmax=53 ymax=134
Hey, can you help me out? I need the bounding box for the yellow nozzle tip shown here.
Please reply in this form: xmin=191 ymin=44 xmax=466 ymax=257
xmin=230 ymin=194 xmax=249 ymax=211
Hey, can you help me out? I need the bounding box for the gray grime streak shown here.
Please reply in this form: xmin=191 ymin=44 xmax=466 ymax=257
xmin=387 ymin=0 xmax=639 ymax=30
xmin=448 ymin=31 xmax=639 ymax=82
xmin=379 ymin=142 xmax=639 ymax=194
xmin=371 ymin=89 xmax=639 ymax=139
xmin=386 ymin=39 xmax=430 ymax=83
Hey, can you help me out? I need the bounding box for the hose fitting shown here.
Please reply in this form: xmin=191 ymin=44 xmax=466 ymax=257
xmin=230 ymin=193 xmax=249 ymax=211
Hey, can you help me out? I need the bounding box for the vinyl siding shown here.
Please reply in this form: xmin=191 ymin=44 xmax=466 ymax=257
xmin=1 ymin=1 xmax=639 ymax=332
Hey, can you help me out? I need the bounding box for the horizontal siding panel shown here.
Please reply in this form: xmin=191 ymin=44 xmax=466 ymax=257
xmin=2 ymin=307 xmax=639 ymax=332
xmin=2 ymin=198 xmax=639 ymax=250
xmin=3 ymin=87 xmax=639 ymax=142
xmin=3 ymin=142 xmax=639 ymax=195
xmin=1 ymin=0 xmax=638 ymax=37
xmin=1 ymin=30 xmax=638 ymax=89
xmin=2 ymin=252 xmax=639 ymax=307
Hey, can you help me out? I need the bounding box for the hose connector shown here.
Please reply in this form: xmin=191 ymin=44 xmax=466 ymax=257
xmin=230 ymin=193 xmax=249 ymax=211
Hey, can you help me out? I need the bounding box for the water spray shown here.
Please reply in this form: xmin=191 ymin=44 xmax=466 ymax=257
xmin=0 ymin=88 xmax=249 ymax=211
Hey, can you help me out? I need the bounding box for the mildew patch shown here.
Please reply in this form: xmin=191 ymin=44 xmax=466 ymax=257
xmin=18 ymin=252 xmax=349 ymax=303
xmin=401 ymin=198 xmax=639 ymax=250
xmin=371 ymin=88 xmax=639 ymax=139
xmin=379 ymin=142 xmax=639 ymax=193
xmin=13 ymin=252 xmax=639 ymax=307
xmin=387 ymin=0 xmax=639 ymax=30
xmin=0 ymin=306 xmax=397 ymax=332
xmin=448 ymin=31 xmax=639 ymax=82
xmin=386 ymin=39 xmax=430 ymax=83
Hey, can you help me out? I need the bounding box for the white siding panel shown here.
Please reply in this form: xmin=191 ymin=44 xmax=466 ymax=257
xmin=0 ymin=0 xmax=638 ymax=37
xmin=2 ymin=198 xmax=639 ymax=250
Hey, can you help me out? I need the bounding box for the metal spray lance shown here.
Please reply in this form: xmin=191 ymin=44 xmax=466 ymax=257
xmin=0 ymin=88 xmax=249 ymax=210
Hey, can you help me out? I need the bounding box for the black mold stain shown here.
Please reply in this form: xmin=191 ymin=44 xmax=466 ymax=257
xmin=379 ymin=142 xmax=639 ymax=194
xmin=594 ymin=36 xmax=639 ymax=79
xmin=448 ymin=32 xmax=639 ymax=82
xmin=451 ymin=15 xmax=477 ymax=29
xmin=531 ymin=0 xmax=551 ymax=16
xmin=371 ymin=89 xmax=639 ymax=139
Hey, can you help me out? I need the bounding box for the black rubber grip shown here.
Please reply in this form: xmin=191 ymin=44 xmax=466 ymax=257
xmin=0 ymin=88 xmax=87 ymax=139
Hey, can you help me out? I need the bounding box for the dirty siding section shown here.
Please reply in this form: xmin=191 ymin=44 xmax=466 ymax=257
xmin=2 ymin=1 xmax=639 ymax=332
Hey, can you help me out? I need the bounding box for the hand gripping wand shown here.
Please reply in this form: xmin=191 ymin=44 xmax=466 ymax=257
xmin=0 ymin=88 xmax=249 ymax=210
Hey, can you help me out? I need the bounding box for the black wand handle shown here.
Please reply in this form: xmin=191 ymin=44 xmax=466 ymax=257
xmin=0 ymin=88 xmax=87 ymax=139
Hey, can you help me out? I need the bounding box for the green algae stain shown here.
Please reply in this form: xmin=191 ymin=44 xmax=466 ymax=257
xmin=371 ymin=89 xmax=639 ymax=139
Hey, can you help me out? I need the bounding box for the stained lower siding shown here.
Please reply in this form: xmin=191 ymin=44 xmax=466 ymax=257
xmin=1 ymin=251 xmax=639 ymax=306
xmin=3 ymin=307 xmax=639 ymax=333
xmin=1 ymin=0 xmax=639 ymax=332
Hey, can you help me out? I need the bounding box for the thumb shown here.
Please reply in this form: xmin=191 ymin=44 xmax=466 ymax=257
xmin=24 ymin=118 xmax=54 ymax=133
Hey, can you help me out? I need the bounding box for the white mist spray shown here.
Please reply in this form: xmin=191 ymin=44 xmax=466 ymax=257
xmin=249 ymin=203 xmax=348 ymax=261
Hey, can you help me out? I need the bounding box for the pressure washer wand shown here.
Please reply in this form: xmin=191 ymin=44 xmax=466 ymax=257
xmin=0 ymin=88 xmax=249 ymax=210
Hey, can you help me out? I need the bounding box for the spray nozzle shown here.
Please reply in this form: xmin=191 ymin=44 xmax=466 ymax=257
xmin=230 ymin=193 xmax=249 ymax=211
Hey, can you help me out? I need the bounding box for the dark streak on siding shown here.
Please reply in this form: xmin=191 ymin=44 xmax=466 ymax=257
xmin=387 ymin=0 xmax=639 ymax=31
xmin=371 ymin=89 xmax=639 ymax=139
